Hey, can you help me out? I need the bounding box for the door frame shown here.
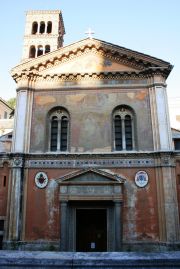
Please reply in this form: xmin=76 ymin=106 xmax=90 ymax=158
xmin=62 ymin=201 xmax=120 ymax=252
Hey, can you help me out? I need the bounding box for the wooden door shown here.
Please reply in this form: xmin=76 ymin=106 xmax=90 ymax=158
xmin=76 ymin=209 xmax=107 ymax=252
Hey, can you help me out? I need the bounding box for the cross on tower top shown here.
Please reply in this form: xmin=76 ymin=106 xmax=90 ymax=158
xmin=85 ymin=27 xmax=95 ymax=39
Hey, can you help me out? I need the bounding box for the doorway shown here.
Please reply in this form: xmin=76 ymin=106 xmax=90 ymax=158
xmin=76 ymin=209 xmax=107 ymax=252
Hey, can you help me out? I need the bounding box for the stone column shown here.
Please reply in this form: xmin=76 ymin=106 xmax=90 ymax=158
xmin=121 ymin=118 xmax=126 ymax=150
xmin=149 ymin=77 xmax=173 ymax=151
xmin=60 ymin=201 xmax=68 ymax=251
xmin=161 ymin=158 xmax=180 ymax=242
xmin=12 ymin=78 xmax=34 ymax=154
xmin=155 ymin=85 xmax=172 ymax=150
xmin=12 ymin=89 xmax=28 ymax=153
xmin=6 ymin=157 xmax=24 ymax=243
xmin=114 ymin=201 xmax=122 ymax=251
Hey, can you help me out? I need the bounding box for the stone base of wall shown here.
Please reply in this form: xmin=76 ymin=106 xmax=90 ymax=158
xmin=3 ymin=240 xmax=180 ymax=252
xmin=3 ymin=240 xmax=59 ymax=251
xmin=0 ymin=251 xmax=180 ymax=269
xmin=123 ymin=241 xmax=180 ymax=252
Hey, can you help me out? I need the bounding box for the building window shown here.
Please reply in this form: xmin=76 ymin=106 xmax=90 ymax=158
xmin=174 ymin=139 xmax=180 ymax=150
xmin=45 ymin=45 xmax=50 ymax=54
xmin=47 ymin=21 xmax=52 ymax=33
xmin=39 ymin=21 xmax=45 ymax=34
xmin=113 ymin=106 xmax=135 ymax=151
xmin=177 ymin=175 xmax=180 ymax=185
xmin=29 ymin=46 xmax=36 ymax=58
xmin=49 ymin=108 xmax=70 ymax=152
xmin=4 ymin=112 xmax=7 ymax=119
xmin=32 ymin=22 xmax=38 ymax=34
xmin=37 ymin=45 xmax=43 ymax=56
xmin=3 ymin=176 xmax=6 ymax=187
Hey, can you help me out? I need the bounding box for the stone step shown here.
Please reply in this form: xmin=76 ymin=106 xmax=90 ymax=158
xmin=0 ymin=251 xmax=180 ymax=268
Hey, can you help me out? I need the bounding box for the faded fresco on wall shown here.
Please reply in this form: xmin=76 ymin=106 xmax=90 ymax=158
xmin=40 ymin=52 xmax=138 ymax=75
xmin=30 ymin=88 xmax=153 ymax=152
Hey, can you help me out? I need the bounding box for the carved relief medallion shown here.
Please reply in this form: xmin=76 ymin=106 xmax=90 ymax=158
xmin=35 ymin=172 xmax=48 ymax=188
xmin=135 ymin=171 xmax=149 ymax=188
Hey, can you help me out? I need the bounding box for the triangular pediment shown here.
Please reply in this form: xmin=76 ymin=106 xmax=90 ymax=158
xmin=39 ymin=51 xmax=138 ymax=75
xmin=56 ymin=168 xmax=126 ymax=184
xmin=11 ymin=38 xmax=172 ymax=80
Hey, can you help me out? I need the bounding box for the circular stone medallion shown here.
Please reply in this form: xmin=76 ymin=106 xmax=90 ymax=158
xmin=35 ymin=172 xmax=48 ymax=189
xmin=135 ymin=171 xmax=148 ymax=188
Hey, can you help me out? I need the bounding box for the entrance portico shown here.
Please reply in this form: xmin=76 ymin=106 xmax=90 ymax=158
xmin=57 ymin=168 xmax=125 ymax=252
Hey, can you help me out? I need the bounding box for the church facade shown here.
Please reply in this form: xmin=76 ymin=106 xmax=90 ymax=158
xmin=0 ymin=10 xmax=180 ymax=251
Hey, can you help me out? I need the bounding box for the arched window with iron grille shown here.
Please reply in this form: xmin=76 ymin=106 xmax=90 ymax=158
xmin=49 ymin=108 xmax=70 ymax=152
xmin=113 ymin=106 xmax=135 ymax=151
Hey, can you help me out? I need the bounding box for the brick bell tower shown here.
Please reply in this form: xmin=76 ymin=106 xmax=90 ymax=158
xmin=22 ymin=10 xmax=65 ymax=60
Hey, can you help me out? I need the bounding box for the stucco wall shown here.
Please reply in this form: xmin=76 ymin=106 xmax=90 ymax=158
xmin=24 ymin=167 xmax=159 ymax=243
xmin=30 ymin=88 xmax=153 ymax=153
xmin=0 ymin=163 xmax=9 ymax=217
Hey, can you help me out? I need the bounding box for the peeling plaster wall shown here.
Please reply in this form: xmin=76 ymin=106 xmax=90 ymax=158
xmin=25 ymin=167 xmax=159 ymax=243
xmin=24 ymin=169 xmax=71 ymax=241
xmin=30 ymin=88 xmax=153 ymax=153
xmin=0 ymin=163 xmax=9 ymax=217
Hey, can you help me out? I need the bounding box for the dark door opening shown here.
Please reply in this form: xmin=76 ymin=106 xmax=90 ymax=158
xmin=76 ymin=209 xmax=107 ymax=252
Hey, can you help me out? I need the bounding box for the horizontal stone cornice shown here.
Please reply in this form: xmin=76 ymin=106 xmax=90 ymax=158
xmin=26 ymin=10 xmax=61 ymax=15
xmin=0 ymin=151 xmax=178 ymax=168
xmin=12 ymin=68 xmax=170 ymax=84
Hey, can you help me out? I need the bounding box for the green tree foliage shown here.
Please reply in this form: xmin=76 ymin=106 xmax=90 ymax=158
xmin=6 ymin=97 xmax=16 ymax=109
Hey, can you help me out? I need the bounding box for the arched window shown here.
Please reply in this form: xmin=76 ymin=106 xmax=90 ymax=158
xmin=37 ymin=45 xmax=43 ymax=56
xmin=114 ymin=115 xmax=122 ymax=150
xmin=113 ymin=106 xmax=135 ymax=151
xmin=32 ymin=22 xmax=38 ymax=34
xmin=49 ymin=108 xmax=70 ymax=152
xmin=47 ymin=21 xmax=52 ymax=33
xmin=125 ymin=115 xmax=133 ymax=150
xmin=29 ymin=46 xmax=36 ymax=58
xmin=39 ymin=21 xmax=45 ymax=34
xmin=45 ymin=45 xmax=50 ymax=54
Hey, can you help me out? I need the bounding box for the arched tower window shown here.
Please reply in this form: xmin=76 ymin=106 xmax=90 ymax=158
xmin=47 ymin=21 xmax=52 ymax=33
xmin=113 ymin=106 xmax=135 ymax=151
xmin=39 ymin=21 xmax=45 ymax=34
xmin=49 ymin=108 xmax=70 ymax=152
xmin=32 ymin=22 xmax=38 ymax=34
xmin=45 ymin=45 xmax=50 ymax=54
xmin=37 ymin=45 xmax=43 ymax=56
xmin=29 ymin=46 xmax=36 ymax=58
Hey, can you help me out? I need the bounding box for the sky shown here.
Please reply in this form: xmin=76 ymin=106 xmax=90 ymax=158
xmin=0 ymin=0 xmax=180 ymax=101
